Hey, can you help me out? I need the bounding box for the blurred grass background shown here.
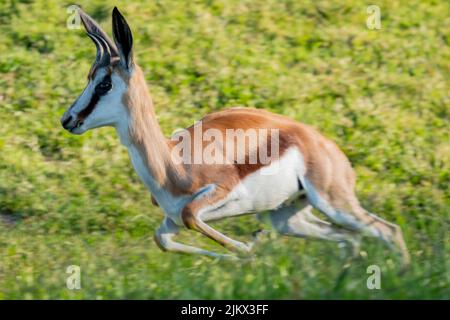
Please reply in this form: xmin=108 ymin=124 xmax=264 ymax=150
xmin=0 ymin=0 xmax=449 ymax=299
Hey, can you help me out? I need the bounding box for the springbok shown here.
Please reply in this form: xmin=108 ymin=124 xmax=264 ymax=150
xmin=61 ymin=7 xmax=410 ymax=267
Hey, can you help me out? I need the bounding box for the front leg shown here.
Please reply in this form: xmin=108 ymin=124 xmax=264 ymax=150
xmin=181 ymin=201 xmax=252 ymax=254
xmin=154 ymin=217 xmax=236 ymax=259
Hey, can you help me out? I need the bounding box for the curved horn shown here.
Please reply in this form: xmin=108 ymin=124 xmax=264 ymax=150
xmin=94 ymin=33 xmax=111 ymax=66
xmin=86 ymin=32 xmax=104 ymax=64
xmin=88 ymin=32 xmax=111 ymax=67
xmin=77 ymin=6 xmax=118 ymax=57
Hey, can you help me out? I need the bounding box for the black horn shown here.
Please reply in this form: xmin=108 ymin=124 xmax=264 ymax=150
xmin=86 ymin=32 xmax=104 ymax=64
xmin=77 ymin=6 xmax=118 ymax=58
xmin=87 ymin=32 xmax=112 ymax=67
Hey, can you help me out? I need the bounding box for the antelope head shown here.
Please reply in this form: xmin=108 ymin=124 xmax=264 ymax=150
xmin=61 ymin=7 xmax=134 ymax=135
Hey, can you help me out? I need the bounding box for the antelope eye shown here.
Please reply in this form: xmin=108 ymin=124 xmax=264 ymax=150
xmin=95 ymin=76 xmax=112 ymax=95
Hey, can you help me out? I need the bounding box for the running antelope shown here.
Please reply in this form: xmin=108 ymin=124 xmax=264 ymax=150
xmin=61 ymin=7 xmax=410 ymax=267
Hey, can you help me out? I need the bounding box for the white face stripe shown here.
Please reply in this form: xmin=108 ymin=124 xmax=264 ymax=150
xmin=69 ymin=68 xmax=107 ymax=115
xmin=64 ymin=68 xmax=129 ymax=135
xmin=82 ymin=72 xmax=128 ymax=129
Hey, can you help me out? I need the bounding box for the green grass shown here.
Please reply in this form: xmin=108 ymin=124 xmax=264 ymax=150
xmin=0 ymin=0 xmax=449 ymax=299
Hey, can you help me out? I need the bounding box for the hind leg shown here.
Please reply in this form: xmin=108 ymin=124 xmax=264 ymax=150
xmin=302 ymin=177 xmax=410 ymax=266
xmin=365 ymin=211 xmax=410 ymax=265
xmin=264 ymin=199 xmax=361 ymax=255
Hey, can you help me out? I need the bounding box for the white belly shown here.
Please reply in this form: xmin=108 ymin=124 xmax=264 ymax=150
xmin=200 ymin=147 xmax=307 ymax=221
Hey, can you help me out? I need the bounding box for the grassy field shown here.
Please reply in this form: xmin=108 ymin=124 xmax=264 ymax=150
xmin=0 ymin=0 xmax=449 ymax=299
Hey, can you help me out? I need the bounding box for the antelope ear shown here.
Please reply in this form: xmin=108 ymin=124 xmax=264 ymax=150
xmin=77 ymin=6 xmax=118 ymax=57
xmin=112 ymin=7 xmax=133 ymax=70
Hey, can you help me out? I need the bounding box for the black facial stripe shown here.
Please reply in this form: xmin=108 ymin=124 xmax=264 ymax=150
xmin=77 ymin=73 xmax=112 ymax=121
xmin=78 ymin=91 xmax=100 ymax=121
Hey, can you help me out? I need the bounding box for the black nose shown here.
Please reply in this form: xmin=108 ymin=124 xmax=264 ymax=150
xmin=62 ymin=115 xmax=73 ymax=129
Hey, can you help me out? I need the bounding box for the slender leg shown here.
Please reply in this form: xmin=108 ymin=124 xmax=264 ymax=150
xmin=182 ymin=200 xmax=253 ymax=255
xmin=303 ymin=178 xmax=410 ymax=266
xmin=267 ymin=199 xmax=361 ymax=254
xmin=193 ymin=219 xmax=252 ymax=253
xmin=154 ymin=217 xmax=237 ymax=259
xmin=366 ymin=212 xmax=410 ymax=266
